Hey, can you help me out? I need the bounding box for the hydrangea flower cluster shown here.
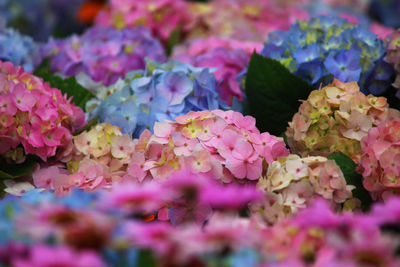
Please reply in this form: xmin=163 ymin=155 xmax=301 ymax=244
xmin=95 ymin=0 xmax=192 ymax=43
xmin=253 ymin=154 xmax=354 ymax=224
xmin=126 ymin=110 xmax=289 ymax=182
xmin=261 ymin=15 xmax=394 ymax=95
xmin=33 ymin=123 xmax=136 ymax=195
xmin=187 ymin=0 xmax=308 ymax=42
xmin=0 ymin=28 xmax=40 ymax=72
xmin=0 ymin=61 xmax=86 ymax=163
xmin=385 ymin=30 xmax=400 ymax=91
xmin=286 ymin=79 xmax=398 ymax=160
xmin=91 ymin=60 xmax=228 ymax=137
xmin=0 ymin=0 xmax=86 ymax=41
xmin=173 ymin=37 xmax=262 ymax=106
xmin=357 ymin=119 xmax=400 ymax=201
xmin=42 ymin=26 xmax=166 ymax=86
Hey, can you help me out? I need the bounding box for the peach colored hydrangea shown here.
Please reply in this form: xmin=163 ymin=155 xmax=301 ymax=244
xmin=286 ymin=79 xmax=398 ymax=160
xmin=357 ymin=119 xmax=400 ymax=201
xmin=252 ymin=154 xmax=355 ymax=224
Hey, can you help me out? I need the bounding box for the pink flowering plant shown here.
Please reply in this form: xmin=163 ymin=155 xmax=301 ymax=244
xmin=125 ymin=110 xmax=289 ymax=183
xmin=0 ymin=61 xmax=86 ymax=164
xmin=286 ymin=79 xmax=398 ymax=160
xmin=187 ymin=0 xmax=308 ymax=42
xmin=357 ymin=118 xmax=400 ymax=201
xmin=95 ymin=0 xmax=193 ymax=43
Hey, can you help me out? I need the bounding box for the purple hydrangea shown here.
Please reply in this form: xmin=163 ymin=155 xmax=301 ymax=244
xmin=42 ymin=25 xmax=166 ymax=86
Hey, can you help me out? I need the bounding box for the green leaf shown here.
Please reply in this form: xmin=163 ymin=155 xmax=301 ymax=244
xmin=137 ymin=250 xmax=156 ymax=267
xmin=0 ymin=156 xmax=38 ymax=180
xmin=328 ymin=152 xmax=373 ymax=211
xmin=245 ymin=53 xmax=314 ymax=136
xmin=34 ymin=59 xmax=94 ymax=111
xmin=166 ymin=25 xmax=181 ymax=56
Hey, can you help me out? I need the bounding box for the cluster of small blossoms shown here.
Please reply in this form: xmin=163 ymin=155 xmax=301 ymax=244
xmin=172 ymin=37 xmax=262 ymax=106
xmin=91 ymin=60 xmax=228 ymax=137
xmin=357 ymin=119 xmax=400 ymax=201
xmin=286 ymin=79 xmax=398 ymax=160
xmin=126 ymin=110 xmax=289 ymax=182
xmin=42 ymin=25 xmax=166 ymax=86
xmin=0 ymin=28 xmax=40 ymax=72
xmin=95 ymin=0 xmax=192 ymax=43
xmin=0 ymin=61 xmax=86 ymax=163
xmin=252 ymin=154 xmax=354 ymax=224
xmin=385 ymin=30 xmax=400 ymax=92
xmin=33 ymin=123 xmax=136 ymax=195
xmin=187 ymin=0 xmax=308 ymax=42
xmin=261 ymin=15 xmax=394 ymax=95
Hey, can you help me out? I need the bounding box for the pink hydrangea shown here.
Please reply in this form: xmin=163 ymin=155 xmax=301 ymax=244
xmin=357 ymin=118 xmax=400 ymax=201
xmin=127 ymin=110 xmax=289 ymax=182
xmin=252 ymin=154 xmax=355 ymax=224
xmin=286 ymin=79 xmax=399 ymax=161
xmin=0 ymin=61 xmax=86 ymax=162
xmin=173 ymin=37 xmax=262 ymax=105
xmin=172 ymin=37 xmax=262 ymax=57
xmin=187 ymin=0 xmax=308 ymax=42
xmin=95 ymin=0 xmax=193 ymax=43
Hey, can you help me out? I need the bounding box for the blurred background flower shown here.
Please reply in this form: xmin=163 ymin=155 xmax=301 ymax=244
xmin=0 ymin=28 xmax=40 ymax=72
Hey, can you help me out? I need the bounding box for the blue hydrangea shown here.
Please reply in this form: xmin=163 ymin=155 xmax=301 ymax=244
xmin=0 ymin=28 xmax=40 ymax=72
xmin=90 ymin=59 xmax=230 ymax=137
xmin=261 ymin=15 xmax=394 ymax=95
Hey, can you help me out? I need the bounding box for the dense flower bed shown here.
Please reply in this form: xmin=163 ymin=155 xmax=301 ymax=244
xmin=1 ymin=1 xmax=400 ymax=266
